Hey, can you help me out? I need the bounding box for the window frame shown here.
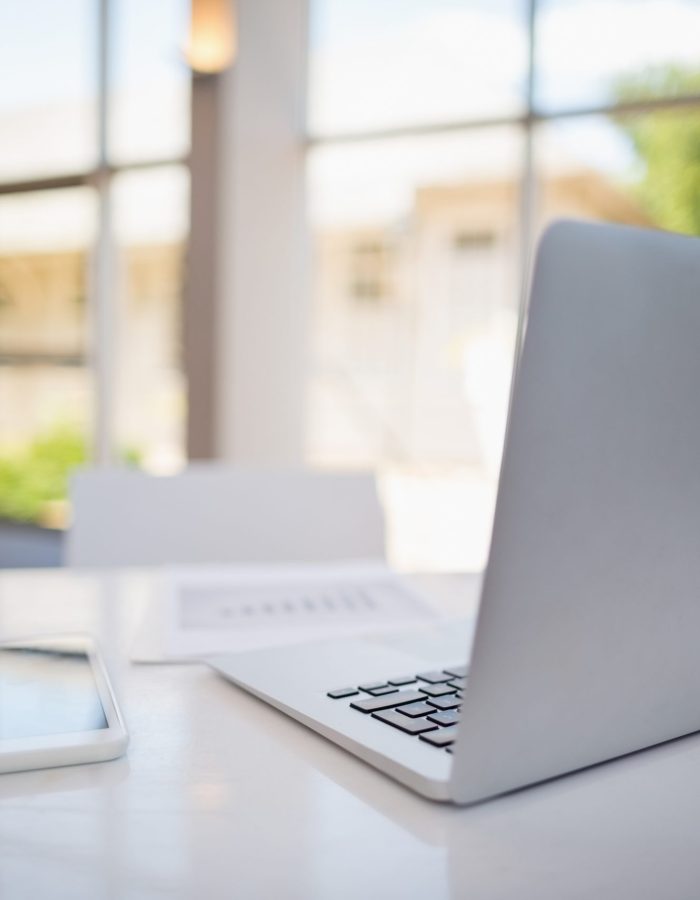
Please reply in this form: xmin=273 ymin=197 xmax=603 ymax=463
xmin=306 ymin=0 xmax=700 ymax=359
xmin=0 ymin=0 xmax=189 ymax=464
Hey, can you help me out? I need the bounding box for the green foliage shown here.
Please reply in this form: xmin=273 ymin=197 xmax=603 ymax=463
xmin=614 ymin=66 xmax=700 ymax=236
xmin=0 ymin=424 xmax=141 ymax=526
xmin=0 ymin=424 xmax=86 ymax=524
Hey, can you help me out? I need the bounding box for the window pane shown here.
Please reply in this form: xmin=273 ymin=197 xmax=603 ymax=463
xmin=536 ymin=0 xmax=700 ymax=112
xmin=109 ymin=0 xmax=191 ymax=164
xmin=113 ymin=166 xmax=189 ymax=472
xmin=0 ymin=0 xmax=96 ymax=180
xmin=309 ymin=0 xmax=527 ymax=136
xmin=307 ymin=129 xmax=523 ymax=570
xmin=0 ymin=189 xmax=96 ymax=357
xmin=535 ymin=109 xmax=700 ymax=238
xmin=0 ymin=188 xmax=96 ymax=525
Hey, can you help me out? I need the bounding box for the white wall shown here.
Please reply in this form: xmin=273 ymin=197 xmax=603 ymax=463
xmin=215 ymin=0 xmax=310 ymax=464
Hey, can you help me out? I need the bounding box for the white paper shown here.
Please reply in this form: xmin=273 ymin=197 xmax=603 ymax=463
xmin=131 ymin=560 xmax=440 ymax=663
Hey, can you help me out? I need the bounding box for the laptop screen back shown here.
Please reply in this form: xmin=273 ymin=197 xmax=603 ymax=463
xmin=451 ymin=220 xmax=700 ymax=803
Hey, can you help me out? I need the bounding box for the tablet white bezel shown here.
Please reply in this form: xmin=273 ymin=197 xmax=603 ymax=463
xmin=0 ymin=633 xmax=128 ymax=773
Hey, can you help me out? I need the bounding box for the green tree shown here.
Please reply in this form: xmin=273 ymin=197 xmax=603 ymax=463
xmin=615 ymin=66 xmax=700 ymax=236
xmin=0 ymin=424 xmax=87 ymax=524
xmin=0 ymin=424 xmax=142 ymax=526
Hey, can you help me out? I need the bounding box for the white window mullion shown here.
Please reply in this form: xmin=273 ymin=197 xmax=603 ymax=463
xmin=90 ymin=0 xmax=118 ymax=466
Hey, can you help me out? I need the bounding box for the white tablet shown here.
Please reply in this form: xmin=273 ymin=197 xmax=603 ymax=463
xmin=0 ymin=634 xmax=128 ymax=775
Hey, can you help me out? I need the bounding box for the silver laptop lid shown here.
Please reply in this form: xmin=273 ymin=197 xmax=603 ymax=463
xmin=451 ymin=220 xmax=700 ymax=803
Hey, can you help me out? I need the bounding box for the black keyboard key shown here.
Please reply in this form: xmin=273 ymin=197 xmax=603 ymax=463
xmin=327 ymin=687 xmax=359 ymax=699
xmin=350 ymin=690 xmax=427 ymax=713
xmin=448 ymin=678 xmax=466 ymax=691
xmin=358 ymin=681 xmax=390 ymax=693
xmin=372 ymin=710 xmax=438 ymax=735
xmin=365 ymin=685 xmax=398 ymax=696
xmin=443 ymin=665 xmax=468 ymax=679
xmin=397 ymin=702 xmax=435 ymax=718
xmin=420 ymin=729 xmax=456 ymax=748
xmin=387 ymin=675 xmax=417 ymax=686
xmin=428 ymin=694 xmax=460 ymax=711
xmin=416 ymin=671 xmax=453 ymax=684
xmin=419 ymin=683 xmax=457 ymax=698
xmin=427 ymin=709 xmax=460 ymax=726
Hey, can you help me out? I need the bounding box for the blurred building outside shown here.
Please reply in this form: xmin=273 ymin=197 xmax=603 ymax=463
xmin=310 ymin=163 xmax=652 ymax=568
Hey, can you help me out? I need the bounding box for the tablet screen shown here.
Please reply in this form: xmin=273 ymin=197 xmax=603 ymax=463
xmin=0 ymin=646 xmax=108 ymax=740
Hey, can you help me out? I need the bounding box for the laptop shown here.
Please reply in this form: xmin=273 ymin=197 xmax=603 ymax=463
xmin=209 ymin=219 xmax=700 ymax=804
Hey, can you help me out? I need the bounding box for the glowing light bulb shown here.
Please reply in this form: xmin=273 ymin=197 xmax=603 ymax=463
xmin=186 ymin=0 xmax=236 ymax=75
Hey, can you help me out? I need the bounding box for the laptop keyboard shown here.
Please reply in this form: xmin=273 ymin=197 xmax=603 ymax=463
xmin=327 ymin=665 xmax=467 ymax=753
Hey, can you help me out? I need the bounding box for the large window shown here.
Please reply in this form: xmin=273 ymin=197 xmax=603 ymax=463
xmin=0 ymin=0 xmax=190 ymax=526
xmin=306 ymin=0 xmax=700 ymax=571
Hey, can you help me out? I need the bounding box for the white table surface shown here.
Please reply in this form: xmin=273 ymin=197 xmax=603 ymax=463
xmin=1 ymin=567 xmax=699 ymax=900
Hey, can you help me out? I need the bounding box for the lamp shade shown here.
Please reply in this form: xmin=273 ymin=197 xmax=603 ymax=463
xmin=186 ymin=0 xmax=236 ymax=74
